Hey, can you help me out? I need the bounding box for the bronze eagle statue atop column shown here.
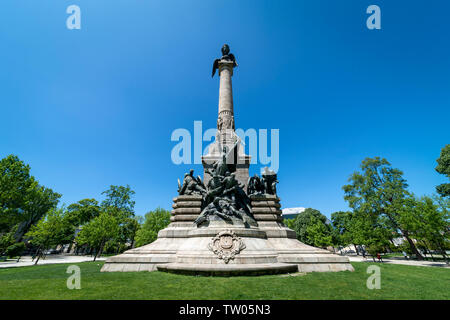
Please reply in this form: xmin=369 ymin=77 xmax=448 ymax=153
xmin=212 ymin=44 xmax=238 ymax=77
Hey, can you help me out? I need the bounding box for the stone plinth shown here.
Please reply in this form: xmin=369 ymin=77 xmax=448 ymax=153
xmin=103 ymin=193 xmax=354 ymax=274
xmin=102 ymin=191 xmax=353 ymax=276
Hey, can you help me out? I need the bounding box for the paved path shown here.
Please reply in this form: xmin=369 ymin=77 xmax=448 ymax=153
xmin=347 ymin=255 xmax=449 ymax=268
xmin=0 ymin=255 xmax=106 ymax=268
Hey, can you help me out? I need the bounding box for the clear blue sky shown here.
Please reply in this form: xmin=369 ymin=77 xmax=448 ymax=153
xmin=1 ymin=1 xmax=449 ymax=218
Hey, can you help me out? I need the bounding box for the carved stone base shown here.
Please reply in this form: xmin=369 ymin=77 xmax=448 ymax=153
xmin=102 ymin=194 xmax=354 ymax=274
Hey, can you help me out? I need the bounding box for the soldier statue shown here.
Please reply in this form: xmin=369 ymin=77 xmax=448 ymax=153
xmin=178 ymin=169 xmax=206 ymax=196
xmin=247 ymin=174 xmax=265 ymax=196
xmin=261 ymin=167 xmax=279 ymax=196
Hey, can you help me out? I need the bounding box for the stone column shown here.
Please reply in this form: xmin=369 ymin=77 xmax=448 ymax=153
xmin=217 ymin=60 xmax=235 ymax=146
xmin=202 ymin=60 xmax=250 ymax=190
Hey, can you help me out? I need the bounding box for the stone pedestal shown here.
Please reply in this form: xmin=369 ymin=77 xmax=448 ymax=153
xmin=102 ymin=195 xmax=354 ymax=274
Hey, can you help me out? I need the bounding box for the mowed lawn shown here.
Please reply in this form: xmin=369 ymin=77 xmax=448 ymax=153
xmin=0 ymin=262 xmax=448 ymax=300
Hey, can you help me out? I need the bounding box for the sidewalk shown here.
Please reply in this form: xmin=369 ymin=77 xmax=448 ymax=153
xmin=347 ymin=255 xmax=449 ymax=268
xmin=0 ymin=255 xmax=106 ymax=268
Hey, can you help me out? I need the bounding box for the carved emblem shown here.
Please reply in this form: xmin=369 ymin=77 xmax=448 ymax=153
xmin=208 ymin=230 xmax=246 ymax=263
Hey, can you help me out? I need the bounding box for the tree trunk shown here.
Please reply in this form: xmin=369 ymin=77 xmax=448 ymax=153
xmin=354 ymin=244 xmax=359 ymax=255
xmin=435 ymin=241 xmax=448 ymax=263
xmin=93 ymin=247 xmax=98 ymax=262
xmin=402 ymin=230 xmax=423 ymax=260
xmin=34 ymin=249 xmax=42 ymax=265
xmin=93 ymin=240 xmax=104 ymax=262
xmin=424 ymin=242 xmax=434 ymax=261
xmin=32 ymin=247 xmax=40 ymax=261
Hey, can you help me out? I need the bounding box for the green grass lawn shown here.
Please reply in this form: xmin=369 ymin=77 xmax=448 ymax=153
xmin=0 ymin=262 xmax=448 ymax=300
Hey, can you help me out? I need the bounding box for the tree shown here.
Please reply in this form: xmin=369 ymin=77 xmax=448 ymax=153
xmin=306 ymin=216 xmax=333 ymax=248
xmin=75 ymin=210 xmax=120 ymax=261
xmin=398 ymin=195 xmax=449 ymax=262
xmin=0 ymin=227 xmax=17 ymax=256
xmin=436 ymin=144 xmax=450 ymax=197
xmin=16 ymin=183 xmax=61 ymax=241
xmin=135 ymin=208 xmax=171 ymax=247
xmin=283 ymin=217 xmax=295 ymax=230
xmin=101 ymin=185 xmax=135 ymax=217
xmin=66 ymin=198 xmax=100 ymax=226
xmin=4 ymin=242 xmax=26 ymax=259
xmin=330 ymin=211 xmax=353 ymax=248
xmin=290 ymin=208 xmax=330 ymax=246
xmin=343 ymin=157 xmax=424 ymax=259
xmin=25 ymin=207 xmax=74 ymax=264
xmin=0 ymin=155 xmax=32 ymax=233
xmin=0 ymin=155 xmax=61 ymax=240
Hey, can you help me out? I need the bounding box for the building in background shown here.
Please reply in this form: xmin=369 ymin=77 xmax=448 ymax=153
xmin=282 ymin=207 xmax=306 ymax=220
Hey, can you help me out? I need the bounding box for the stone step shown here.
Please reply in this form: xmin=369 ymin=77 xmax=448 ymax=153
xmin=172 ymin=201 xmax=202 ymax=209
xmin=251 ymin=207 xmax=282 ymax=214
xmin=156 ymin=263 xmax=298 ymax=276
xmin=251 ymin=201 xmax=281 ymax=208
xmin=173 ymin=207 xmax=202 ymax=214
xmin=253 ymin=214 xmax=283 ymax=221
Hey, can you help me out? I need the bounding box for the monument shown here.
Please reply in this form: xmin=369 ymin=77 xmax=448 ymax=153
xmin=101 ymin=45 xmax=354 ymax=275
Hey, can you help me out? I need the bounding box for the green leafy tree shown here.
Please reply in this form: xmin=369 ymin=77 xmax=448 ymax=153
xmin=290 ymin=208 xmax=330 ymax=246
xmin=113 ymin=216 xmax=141 ymax=252
xmin=306 ymin=216 xmax=333 ymax=248
xmin=343 ymin=157 xmax=424 ymax=259
xmin=436 ymin=144 xmax=450 ymax=198
xmin=398 ymin=195 xmax=449 ymax=261
xmin=4 ymin=242 xmax=26 ymax=258
xmin=25 ymin=207 xmax=74 ymax=264
xmin=101 ymin=185 xmax=135 ymax=217
xmin=283 ymin=217 xmax=296 ymax=230
xmin=0 ymin=155 xmax=32 ymax=233
xmin=75 ymin=210 xmax=120 ymax=261
xmin=16 ymin=184 xmax=61 ymax=241
xmin=66 ymin=198 xmax=100 ymax=226
xmin=0 ymin=227 xmax=17 ymax=256
xmin=97 ymin=185 xmax=138 ymax=252
xmin=0 ymin=155 xmax=61 ymax=240
xmin=330 ymin=211 xmax=353 ymax=247
xmin=135 ymin=208 xmax=171 ymax=247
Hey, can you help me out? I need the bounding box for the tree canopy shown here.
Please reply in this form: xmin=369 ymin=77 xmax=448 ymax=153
xmin=288 ymin=208 xmax=332 ymax=247
xmin=436 ymin=144 xmax=450 ymax=198
xmin=75 ymin=210 xmax=120 ymax=261
xmin=66 ymin=198 xmax=100 ymax=227
xmin=343 ymin=157 xmax=423 ymax=259
xmin=25 ymin=207 xmax=74 ymax=264
xmin=135 ymin=208 xmax=171 ymax=247
xmin=101 ymin=185 xmax=135 ymax=217
xmin=0 ymin=155 xmax=61 ymax=241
